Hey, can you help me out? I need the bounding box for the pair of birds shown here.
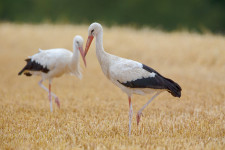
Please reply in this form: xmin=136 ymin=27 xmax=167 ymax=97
xmin=19 ymin=22 xmax=182 ymax=136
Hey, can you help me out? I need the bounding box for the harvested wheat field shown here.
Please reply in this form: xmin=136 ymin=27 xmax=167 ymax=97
xmin=0 ymin=23 xmax=224 ymax=149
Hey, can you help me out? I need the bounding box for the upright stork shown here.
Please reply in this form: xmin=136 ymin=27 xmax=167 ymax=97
xmin=18 ymin=35 xmax=86 ymax=112
xmin=84 ymin=23 xmax=182 ymax=136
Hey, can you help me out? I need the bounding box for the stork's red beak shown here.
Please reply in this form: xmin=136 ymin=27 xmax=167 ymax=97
xmin=78 ymin=46 xmax=86 ymax=67
xmin=84 ymin=35 xmax=94 ymax=57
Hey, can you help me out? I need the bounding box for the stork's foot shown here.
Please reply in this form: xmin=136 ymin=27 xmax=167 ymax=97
xmin=136 ymin=111 xmax=143 ymax=126
xmin=55 ymin=97 xmax=60 ymax=108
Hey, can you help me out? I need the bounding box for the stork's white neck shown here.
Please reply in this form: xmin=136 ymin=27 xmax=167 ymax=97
xmin=69 ymin=42 xmax=82 ymax=78
xmin=95 ymin=30 xmax=111 ymax=78
xmin=73 ymin=43 xmax=79 ymax=62
xmin=95 ymin=30 xmax=106 ymax=59
xmin=70 ymin=43 xmax=80 ymax=71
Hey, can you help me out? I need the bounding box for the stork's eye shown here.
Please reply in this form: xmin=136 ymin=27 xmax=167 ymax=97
xmin=91 ymin=29 xmax=94 ymax=34
xmin=76 ymin=41 xmax=79 ymax=44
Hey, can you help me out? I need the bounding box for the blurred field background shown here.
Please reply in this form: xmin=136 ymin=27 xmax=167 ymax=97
xmin=0 ymin=0 xmax=225 ymax=149
xmin=0 ymin=23 xmax=224 ymax=149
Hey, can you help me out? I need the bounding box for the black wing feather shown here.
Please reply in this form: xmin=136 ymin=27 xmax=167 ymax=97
xmin=18 ymin=58 xmax=50 ymax=76
xmin=118 ymin=64 xmax=182 ymax=97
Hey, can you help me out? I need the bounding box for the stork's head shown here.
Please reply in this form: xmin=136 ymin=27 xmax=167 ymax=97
xmin=84 ymin=22 xmax=103 ymax=57
xmin=73 ymin=35 xmax=86 ymax=67
xmin=88 ymin=22 xmax=103 ymax=37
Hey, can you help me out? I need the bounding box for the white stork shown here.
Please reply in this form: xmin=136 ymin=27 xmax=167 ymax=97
xmin=18 ymin=35 xmax=86 ymax=112
xmin=84 ymin=23 xmax=182 ymax=136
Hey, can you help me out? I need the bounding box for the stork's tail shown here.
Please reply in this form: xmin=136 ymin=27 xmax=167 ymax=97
xmin=18 ymin=59 xmax=32 ymax=76
xmin=18 ymin=68 xmax=25 ymax=75
xmin=165 ymin=78 xmax=182 ymax=97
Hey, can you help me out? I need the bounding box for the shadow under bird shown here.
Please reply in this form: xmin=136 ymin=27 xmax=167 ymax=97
xmin=84 ymin=23 xmax=182 ymax=136
xmin=18 ymin=35 xmax=86 ymax=112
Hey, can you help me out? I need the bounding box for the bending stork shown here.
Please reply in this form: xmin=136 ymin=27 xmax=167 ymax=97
xmin=18 ymin=35 xmax=86 ymax=112
xmin=84 ymin=23 xmax=182 ymax=136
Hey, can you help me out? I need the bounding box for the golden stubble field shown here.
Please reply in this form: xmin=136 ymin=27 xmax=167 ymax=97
xmin=0 ymin=23 xmax=224 ymax=149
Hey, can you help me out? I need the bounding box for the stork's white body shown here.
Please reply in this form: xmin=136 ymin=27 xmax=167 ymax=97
xmin=19 ymin=35 xmax=85 ymax=112
xmin=31 ymin=48 xmax=82 ymax=79
xmin=85 ymin=23 xmax=181 ymax=136
xmin=96 ymin=50 xmax=159 ymax=96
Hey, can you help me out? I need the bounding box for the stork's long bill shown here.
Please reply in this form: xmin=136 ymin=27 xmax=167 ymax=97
xmin=78 ymin=46 xmax=87 ymax=67
xmin=84 ymin=35 xmax=94 ymax=57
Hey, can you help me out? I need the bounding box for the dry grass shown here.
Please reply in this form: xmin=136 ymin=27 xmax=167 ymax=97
xmin=0 ymin=23 xmax=224 ymax=149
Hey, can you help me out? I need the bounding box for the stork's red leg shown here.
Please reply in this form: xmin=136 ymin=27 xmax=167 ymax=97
xmin=55 ymin=97 xmax=60 ymax=108
xmin=38 ymin=79 xmax=60 ymax=109
xmin=137 ymin=91 xmax=161 ymax=126
xmin=49 ymin=80 xmax=53 ymax=112
xmin=128 ymin=96 xmax=133 ymax=136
